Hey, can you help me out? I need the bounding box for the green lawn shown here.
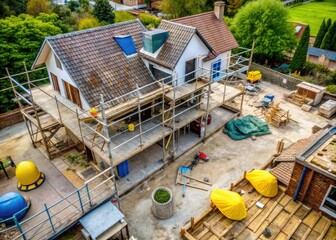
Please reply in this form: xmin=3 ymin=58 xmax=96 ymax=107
xmin=288 ymin=0 xmax=336 ymax=36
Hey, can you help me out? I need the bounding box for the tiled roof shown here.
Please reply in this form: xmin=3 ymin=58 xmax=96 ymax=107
xmin=172 ymin=12 xmax=239 ymax=57
xmin=308 ymin=47 xmax=336 ymax=61
xmin=141 ymin=21 xmax=198 ymax=69
xmin=270 ymin=162 xmax=294 ymax=186
xmin=47 ymin=20 xmax=157 ymax=108
xmin=271 ymin=132 xmax=321 ymax=185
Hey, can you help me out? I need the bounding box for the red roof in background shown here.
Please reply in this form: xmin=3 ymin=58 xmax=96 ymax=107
xmin=172 ymin=12 xmax=239 ymax=56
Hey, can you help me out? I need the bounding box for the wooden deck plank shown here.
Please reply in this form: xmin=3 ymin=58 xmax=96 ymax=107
xmin=317 ymin=219 xmax=332 ymax=240
xmin=314 ymin=216 xmax=330 ymax=234
xmin=250 ymin=193 xmax=285 ymax=232
xmin=279 ymin=195 xmax=291 ymax=207
xmin=274 ymin=232 xmax=287 ymax=240
xmin=303 ymin=210 xmax=320 ymax=227
xmin=301 ymin=212 xmax=321 ymax=239
xmin=324 ymin=225 xmax=336 ymax=240
xmin=292 ymin=222 xmax=309 ymax=240
xmin=282 ymin=216 xmax=301 ymax=239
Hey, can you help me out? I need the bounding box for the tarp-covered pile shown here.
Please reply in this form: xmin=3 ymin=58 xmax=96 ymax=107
xmin=223 ymin=115 xmax=271 ymax=140
xmin=210 ymin=189 xmax=246 ymax=220
xmin=246 ymin=170 xmax=278 ymax=197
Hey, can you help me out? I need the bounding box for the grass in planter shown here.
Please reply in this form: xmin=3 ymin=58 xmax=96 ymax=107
xmin=154 ymin=189 xmax=170 ymax=203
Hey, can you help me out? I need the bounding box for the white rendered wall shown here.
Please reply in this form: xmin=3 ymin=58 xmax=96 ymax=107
xmin=174 ymin=34 xmax=209 ymax=86
xmin=45 ymin=48 xmax=90 ymax=110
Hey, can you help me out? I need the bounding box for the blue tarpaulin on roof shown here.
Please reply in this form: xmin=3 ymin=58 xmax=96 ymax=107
xmin=114 ymin=35 xmax=137 ymax=56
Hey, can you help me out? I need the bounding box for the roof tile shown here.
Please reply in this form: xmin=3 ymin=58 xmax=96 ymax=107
xmin=47 ymin=20 xmax=158 ymax=108
xmin=172 ymin=12 xmax=238 ymax=56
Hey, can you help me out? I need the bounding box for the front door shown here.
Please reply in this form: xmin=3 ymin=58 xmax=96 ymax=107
xmin=185 ymin=59 xmax=196 ymax=83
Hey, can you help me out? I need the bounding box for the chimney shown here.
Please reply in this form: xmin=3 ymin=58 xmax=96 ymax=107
xmin=214 ymin=1 xmax=225 ymax=21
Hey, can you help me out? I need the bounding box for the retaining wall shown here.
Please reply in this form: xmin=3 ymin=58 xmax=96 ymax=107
xmin=250 ymin=63 xmax=302 ymax=90
xmin=0 ymin=108 xmax=23 ymax=129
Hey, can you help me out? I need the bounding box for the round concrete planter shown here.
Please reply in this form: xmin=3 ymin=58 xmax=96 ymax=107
xmin=151 ymin=187 xmax=174 ymax=219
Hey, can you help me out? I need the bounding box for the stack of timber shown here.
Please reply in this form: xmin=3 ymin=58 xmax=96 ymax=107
xmin=180 ymin=179 xmax=335 ymax=240
xmin=318 ymin=100 xmax=336 ymax=118
xmin=264 ymin=103 xmax=290 ymax=128
xmin=285 ymin=92 xmax=308 ymax=107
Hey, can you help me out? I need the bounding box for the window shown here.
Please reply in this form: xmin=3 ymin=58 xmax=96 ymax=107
xmin=54 ymin=55 xmax=62 ymax=70
xmin=320 ymin=185 xmax=336 ymax=217
xmin=212 ymin=59 xmax=221 ymax=81
xmin=185 ymin=59 xmax=196 ymax=83
xmin=63 ymin=80 xmax=82 ymax=108
xmin=50 ymin=73 xmax=60 ymax=93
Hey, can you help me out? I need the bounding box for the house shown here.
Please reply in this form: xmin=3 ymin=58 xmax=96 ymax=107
xmin=21 ymin=2 xmax=249 ymax=196
xmin=307 ymin=47 xmax=336 ymax=70
xmin=285 ymin=126 xmax=336 ymax=220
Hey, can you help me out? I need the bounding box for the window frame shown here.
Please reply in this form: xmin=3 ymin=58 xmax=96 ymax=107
xmin=211 ymin=59 xmax=222 ymax=81
xmin=54 ymin=55 xmax=63 ymax=70
xmin=320 ymin=185 xmax=336 ymax=218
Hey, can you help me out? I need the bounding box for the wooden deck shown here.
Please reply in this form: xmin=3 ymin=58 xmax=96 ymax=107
xmin=181 ymin=181 xmax=336 ymax=240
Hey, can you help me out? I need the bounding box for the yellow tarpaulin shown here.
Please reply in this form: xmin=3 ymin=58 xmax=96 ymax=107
xmin=246 ymin=170 xmax=278 ymax=197
xmin=210 ymin=189 xmax=247 ymax=221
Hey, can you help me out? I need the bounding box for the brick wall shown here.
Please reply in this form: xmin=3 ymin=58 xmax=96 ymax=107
xmin=251 ymin=63 xmax=302 ymax=90
xmin=0 ymin=108 xmax=23 ymax=129
xmin=287 ymin=162 xmax=336 ymax=219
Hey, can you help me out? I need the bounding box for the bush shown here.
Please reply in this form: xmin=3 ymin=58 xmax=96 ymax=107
xmin=154 ymin=189 xmax=170 ymax=203
xmin=326 ymin=85 xmax=336 ymax=94
xmin=139 ymin=13 xmax=161 ymax=29
xmin=114 ymin=11 xmax=135 ymax=23
xmin=78 ymin=17 xmax=99 ymax=30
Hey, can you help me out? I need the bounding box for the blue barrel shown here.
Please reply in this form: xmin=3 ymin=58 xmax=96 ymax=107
xmin=117 ymin=160 xmax=129 ymax=178
xmin=264 ymin=94 xmax=275 ymax=101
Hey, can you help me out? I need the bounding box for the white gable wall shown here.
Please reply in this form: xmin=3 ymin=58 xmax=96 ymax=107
xmin=174 ymin=34 xmax=209 ymax=86
xmin=45 ymin=48 xmax=90 ymax=110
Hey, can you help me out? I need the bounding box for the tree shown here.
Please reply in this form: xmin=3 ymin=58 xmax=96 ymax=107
xmin=313 ymin=19 xmax=326 ymax=48
xmin=114 ymin=11 xmax=135 ymax=23
xmin=159 ymin=0 xmax=206 ymax=19
xmin=94 ymin=0 xmax=114 ymax=24
xmin=0 ymin=0 xmax=28 ymax=18
xmin=320 ymin=32 xmax=331 ymax=50
xmin=320 ymin=21 xmax=336 ymax=50
xmin=0 ymin=14 xmax=64 ymax=112
xmin=330 ymin=34 xmax=336 ymax=51
xmin=226 ymin=0 xmax=243 ymax=17
xmin=291 ymin=25 xmax=310 ymax=72
xmin=26 ymin=0 xmax=51 ymax=17
xmin=232 ymin=0 xmax=296 ymax=63
xmin=139 ymin=13 xmax=162 ymax=29
xmin=68 ymin=0 xmax=80 ymax=12
xmin=78 ymin=17 xmax=99 ymax=29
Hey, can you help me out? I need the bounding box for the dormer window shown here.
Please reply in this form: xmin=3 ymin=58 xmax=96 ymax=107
xmin=55 ymin=55 xmax=62 ymax=70
xmin=113 ymin=35 xmax=137 ymax=57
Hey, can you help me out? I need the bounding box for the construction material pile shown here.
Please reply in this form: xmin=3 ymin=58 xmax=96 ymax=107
xmin=223 ymin=115 xmax=271 ymax=140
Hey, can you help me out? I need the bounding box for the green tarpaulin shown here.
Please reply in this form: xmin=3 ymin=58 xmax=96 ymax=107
xmin=223 ymin=115 xmax=271 ymax=140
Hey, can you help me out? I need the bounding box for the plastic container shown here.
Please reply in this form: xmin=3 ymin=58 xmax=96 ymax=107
xmin=117 ymin=160 xmax=129 ymax=178
xmin=0 ymin=192 xmax=29 ymax=223
xmin=264 ymin=94 xmax=275 ymax=101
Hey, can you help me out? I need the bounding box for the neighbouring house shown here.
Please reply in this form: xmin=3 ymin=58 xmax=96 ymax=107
xmin=282 ymin=126 xmax=336 ymax=220
xmin=20 ymin=2 xmax=248 ymax=199
xmin=112 ymin=0 xmax=146 ymax=8
xmin=291 ymin=22 xmax=307 ymax=40
xmin=307 ymin=47 xmax=336 ymax=70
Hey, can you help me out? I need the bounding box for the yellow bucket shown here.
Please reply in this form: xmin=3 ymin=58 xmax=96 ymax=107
xmin=89 ymin=108 xmax=98 ymax=118
xmin=128 ymin=123 xmax=135 ymax=132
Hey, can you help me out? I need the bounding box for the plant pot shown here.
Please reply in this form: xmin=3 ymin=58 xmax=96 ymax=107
xmin=151 ymin=187 xmax=174 ymax=219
